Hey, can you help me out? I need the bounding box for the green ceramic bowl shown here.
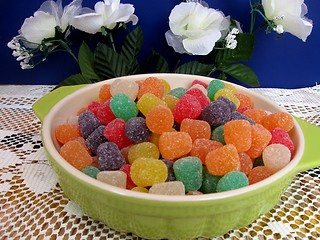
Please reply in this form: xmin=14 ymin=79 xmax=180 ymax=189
xmin=33 ymin=74 xmax=320 ymax=240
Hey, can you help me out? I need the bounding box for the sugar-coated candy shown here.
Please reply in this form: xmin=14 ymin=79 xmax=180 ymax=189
xmin=94 ymin=100 xmax=116 ymax=125
xmin=216 ymin=171 xmax=249 ymax=192
xmin=269 ymin=128 xmax=295 ymax=155
xmin=91 ymin=156 xmax=99 ymax=168
xmin=186 ymin=190 xmax=203 ymax=195
xmin=104 ymin=118 xmax=133 ymax=149
xmin=234 ymin=92 xmax=254 ymax=110
xmin=216 ymin=96 xmax=237 ymax=112
xmin=211 ymin=125 xmax=226 ymax=145
xmin=173 ymin=157 xmax=202 ymax=192
xmin=191 ymin=79 xmax=208 ymax=89
xmin=205 ymin=144 xmax=240 ymax=176
xmin=237 ymin=106 xmax=250 ymax=114
xmin=262 ymin=144 xmax=291 ymax=173
xmin=85 ymin=125 xmax=107 ymax=155
xmin=81 ymin=166 xmax=100 ymax=179
xmin=163 ymin=94 xmax=179 ymax=111
xmin=262 ymin=112 xmax=294 ymax=132
xmin=168 ymin=87 xmax=187 ymax=99
xmin=131 ymin=186 xmax=149 ymax=193
xmin=110 ymin=93 xmax=138 ymax=121
xmin=238 ymin=152 xmax=253 ymax=175
xmin=99 ymin=84 xmax=112 ymax=102
xmin=120 ymin=145 xmax=131 ymax=163
xmin=201 ymin=100 xmax=231 ymax=127
xmin=158 ymin=132 xmax=193 ymax=160
xmin=207 ymin=79 xmax=224 ymax=101
xmin=130 ymin=157 xmax=168 ymax=187
xmin=246 ymin=124 xmax=272 ymax=159
xmin=78 ymin=111 xmax=101 ymax=139
xmin=120 ymin=164 xmax=136 ymax=189
xmin=127 ymin=142 xmax=160 ymax=164
xmin=185 ymin=88 xmax=210 ymax=109
xmin=180 ymin=118 xmax=211 ymax=142
xmin=125 ymin=117 xmax=151 ymax=143
xmin=161 ymin=159 xmax=175 ymax=182
xmin=149 ymin=132 xmax=161 ymax=147
xmin=55 ymin=123 xmax=81 ymax=145
xmin=59 ymin=140 xmax=92 ymax=170
xmin=97 ymin=171 xmax=127 ymax=189
xmin=75 ymin=137 xmax=91 ymax=155
xmin=146 ymin=105 xmax=174 ymax=134
xmin=243 ymin=108 xmax=267 ymax=125
xmin=188 ymin=83 xmax=208 ymax=96
xmin=214 ymin=88 xmax=240 ymax=108
xmin=161 ymin=79 xmax=171 ymax=95
xmin=248 ymin=166 xmax=273 ymax=184
xmin=230 ymin=111 xmax=255 ymax=125
xmin=67 ymin=116 xmax=79 ymax=125
xmin=190 ymin=138 xmax=223 ymax=164
xmin=137 ymin=93 xmax=166 ymax=116
xmin=110 ymin=79 xmax=139 ymax=101
xmin=224 ymin=120 xmax=252 ymax=152
xmin=87 ymin=101 xmax=101 ymax=115
xmin=173 ymin=94 xmax=202 ymax=124
xmin=200 ymin=166 xmax=221 ymax=193
xmin=96 ymin=142 xmax=126 ymax=171
xmin=137 ymin=77 xmax=164 ymax=99
xmin=224 ymin=83 xmax=237 ymax=92
xmin=149 ymin=181 xmax=185 ymax=195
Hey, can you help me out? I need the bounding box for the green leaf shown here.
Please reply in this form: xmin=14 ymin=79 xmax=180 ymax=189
xmin=120 ymin=27 xmax=143 ymax=73
xmin=55 ymin=74 xmax=93 ymax=89
xmin=219 ymin=64 xmax=260 ymax=86
xmin=94 ymin=42 xmax=129 ymax=79
xmin=78 ymin=41 xmax=100 ymax=81
xmin=174 ymin=61 xmax=214 ymax=76
xmin=216 ymin=33 xmax=255 ymax=65
xmin=151 ymin=50 xmax=170 ymax=73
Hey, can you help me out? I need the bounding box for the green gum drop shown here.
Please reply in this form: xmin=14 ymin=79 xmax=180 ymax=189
xmin=216 ymin=171 xmax=249 ymax=192
xmin=200 ymin=167 xmax=221 ymax=194
xmin=110 ymin=93 xmax=138 ymax=121
xmin=173 ymin=156 xmax=202 ymax=192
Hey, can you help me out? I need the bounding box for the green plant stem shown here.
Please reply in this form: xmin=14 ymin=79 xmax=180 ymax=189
xmin=59 ymin=41 xmax=78 ymax=63
xmin=249 ymin=0 xmax=256 ymax=34
xmin=47 ymin=39 xmax=78 ymax=63
xmin=209 ymin=66 xmax=217 ymax=76
xmin=109 ymin=33 xmax=116 ymax=52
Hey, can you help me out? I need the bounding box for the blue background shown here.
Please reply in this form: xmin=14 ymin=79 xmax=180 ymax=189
xmin=1 ymin=0 xmax=319 ymax=88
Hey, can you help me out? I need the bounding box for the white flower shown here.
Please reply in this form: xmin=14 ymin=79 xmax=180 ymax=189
xmin=165 ymin=1 xmax=229 ymax=55
xmin=262 ymin=0 xmax=313 ymax=41
xmin=71 ymin=0 xmax=138 ymax=34
xmin=18 ymin=0 xmax=82 ymax=45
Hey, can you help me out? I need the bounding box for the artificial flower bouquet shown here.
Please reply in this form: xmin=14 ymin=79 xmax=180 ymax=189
xmin=8 ymin=0 xmax=313 ymax=87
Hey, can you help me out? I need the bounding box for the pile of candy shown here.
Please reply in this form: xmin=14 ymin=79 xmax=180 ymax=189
xmin=54 ymin=77 xmax=295 ymax=195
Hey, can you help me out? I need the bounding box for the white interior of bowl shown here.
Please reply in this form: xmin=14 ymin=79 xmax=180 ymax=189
xmin=42 ymin=73 xmax=305 ymax=202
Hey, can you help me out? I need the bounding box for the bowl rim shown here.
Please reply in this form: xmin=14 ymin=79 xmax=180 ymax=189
xmin=41 ymin=73 xmax=305 ymax=202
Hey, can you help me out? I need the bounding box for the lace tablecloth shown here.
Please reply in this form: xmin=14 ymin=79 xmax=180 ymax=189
xmin=1 ymin=85 xmax=320 ymax=240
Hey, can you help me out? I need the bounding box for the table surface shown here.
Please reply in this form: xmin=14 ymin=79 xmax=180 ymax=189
xmin=0 ymin=84 xmax=320 ymax=240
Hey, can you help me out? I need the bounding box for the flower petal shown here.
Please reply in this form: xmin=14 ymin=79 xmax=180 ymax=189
xmin=169 ymin=2 xmax=196 ymax=35
xmin=183 ymin=30 xmax=221 ymax=55
xmin=165 ymin=30 xmax=188 ymax=54
xmin=277 ymin=14 xmax=313 ymax=41
xmin=60 ymin=0 xmax=83 ymax=30
xmin=71 ymin=13 xmax=103 ymax=34
xmin=19 ymin=11 xmax=57 ymax=44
